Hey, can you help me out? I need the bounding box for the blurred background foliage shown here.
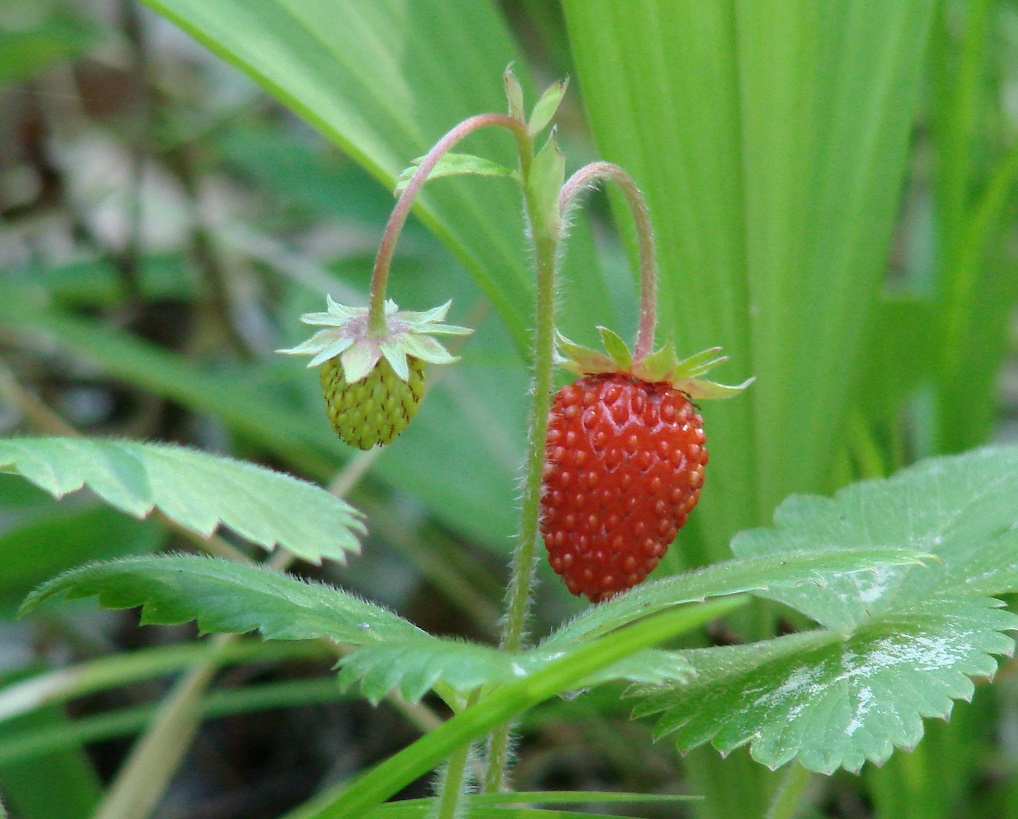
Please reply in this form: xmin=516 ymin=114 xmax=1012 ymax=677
xmin=0 ymin=1 xmax=1016 ymax=817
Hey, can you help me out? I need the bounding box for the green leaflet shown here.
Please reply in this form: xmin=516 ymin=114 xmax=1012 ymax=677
xmin=629 ymin=445 xmax=1018 ymax=774
xmin=137 ymin=0 xmax=612 ymax=356
xmin=20 ymin=555 xmax=419 ymax=643
xmin=0 ymin=438 xmax=363 ymax=564
xmin=393 ymin=153 xmax=517 ymax=195
xmin=633 ymin=598 xmax=1016 ymax=774
xmin=20 ymin=545 xmax=926 ymax=710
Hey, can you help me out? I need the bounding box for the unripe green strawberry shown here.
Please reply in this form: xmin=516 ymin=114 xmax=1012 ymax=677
xmin=320 ymin=356 xmax=426 ymax=449
xmin=541 ymin=328 xmax=751 ymax=603
xmin=278 ymin=297 xmax=471 ymax=448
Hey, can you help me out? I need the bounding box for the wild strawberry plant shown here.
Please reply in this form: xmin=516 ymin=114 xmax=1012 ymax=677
xmin=5 ymin=68 xmax=1018 ymax=819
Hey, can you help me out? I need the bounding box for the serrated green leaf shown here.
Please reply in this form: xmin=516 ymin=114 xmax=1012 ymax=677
xmin=633 ymin=597 xmax=1016 ymax=775
xmin=18 ymin=555 xmax=695 ymax=708
xmin=20 ymin=555 xmax=419 ymax=645
xmin=733 ymin=445 xmax=1018 ymax=631
xmin=284 ymin=599 xmax=743 ymax=816
xmin=627 ymin=446 xmax=1018 ymax=774
xmin=338 ymin=639 xmax=693 ymax=705
xmin=0 ymin=437 xmax=363 ymax=564
xmin=542 ymin=546 xmax=929 ymax=649
xmin=393 ymin=153 xmax=517 ymax=195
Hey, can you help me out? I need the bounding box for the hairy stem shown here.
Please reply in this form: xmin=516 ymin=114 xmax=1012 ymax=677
xmin=368 ymin=113 xmax=528 ymax=335
xmin=483 ymin=149 xmax=560 ymax=796
xmin=436 ymin=743 xmax=473 ymax=819
xmin=559 ymin=162 xmax=659 ymax=360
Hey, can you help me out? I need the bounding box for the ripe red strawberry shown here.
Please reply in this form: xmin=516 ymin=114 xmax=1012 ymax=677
xmin=540 ymin=328 xmax=750 ymax=603
xmin=541 ymin=374 xmax=707 ymax=601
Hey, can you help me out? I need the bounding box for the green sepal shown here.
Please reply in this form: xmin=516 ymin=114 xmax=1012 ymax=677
xmin=631 ymin=341 xmax=680 ymax=382
xmin=555 ymin=330 xmax=753 ymax=400
xmin=672 ymin=345 xmax=728 ymax=378
xmin=394 ymin=153 xmax=517 ymax=196
xmin=528 ymin=78 xmax=569 ymax=135
xmin=503 ymin=64 xmax=525 ymax=120
xmin=597 ymin=326 xmax=633 ymax=370
xmin=554 ymin=332 xmax=615 ymax=375
xmin=527 ymin=131 xmax=566 ymax=237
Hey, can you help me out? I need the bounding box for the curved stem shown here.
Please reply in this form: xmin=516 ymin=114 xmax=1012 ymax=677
xmin=559 ymin=162 xmax=659 ymax=361
xmin=368 ymin=113 xmax=529 ymax=335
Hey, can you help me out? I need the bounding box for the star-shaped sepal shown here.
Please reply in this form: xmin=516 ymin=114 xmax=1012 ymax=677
xmin=277 ymin=296 xmax=472 ymax=383
xmin=556 ymin=326 xmax=753 ymax=399
xmin=278 ymin=297 xmax=472 ymax=449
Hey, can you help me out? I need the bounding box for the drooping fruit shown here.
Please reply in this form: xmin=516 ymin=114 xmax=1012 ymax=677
xmin=320 ymin=356 xmax=426 ymax=450
xmin=278 ymin=296 xmax=471 ymax=448
xmin=540 ymin=328 xmax=751 ymax=603
xmin=541 ymin=373 xmax=707 ymax=601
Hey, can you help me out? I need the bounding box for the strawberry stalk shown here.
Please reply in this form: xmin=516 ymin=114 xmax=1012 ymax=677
xmin=485 ymin=137 xmax=672 ymax=794
xmin=367 ymin=112 xmax=529 ymax=336
xmin=559 ymin=162 xmax=660 ymax=361
xmin=483 ymin=98 xmax=565 ymax=796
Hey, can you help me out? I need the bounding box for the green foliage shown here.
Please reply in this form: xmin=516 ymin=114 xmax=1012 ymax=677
xmin=562 ymin=1 xmax=937 ymax=561
xmin=634 ymin=446 xmax=1018 ymax=773
xmin=0 ymin=438 xmax=364 ymax=564
xmin=22 ymin=547 xmax=915 ymax=709
xmin=21 ymin=555 xmax=417 ymax=642
xmin=25 ymin=447 xmax=1018 ymax=783
xmin=4 ymin=0 xmax=1018 ymax=816
xmin=0 ymin=477 xmax=164 ymax=616
xmin=0 ymin=2 xmax=99 ymax=86
xmin=0 ymin=670 xmax=101 ymax=819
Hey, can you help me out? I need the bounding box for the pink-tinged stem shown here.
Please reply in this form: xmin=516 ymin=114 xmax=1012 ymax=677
xmin=368 ymin=113 xmax=529 ymax=335
xmin=559 ymin=162 xmax=659 ymax=361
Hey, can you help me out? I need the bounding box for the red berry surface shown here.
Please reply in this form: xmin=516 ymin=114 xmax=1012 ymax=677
xmin=540 ymin=373 xmax=708 ymax=602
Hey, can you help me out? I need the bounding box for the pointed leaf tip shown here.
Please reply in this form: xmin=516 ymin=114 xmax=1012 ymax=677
xmin=528 ymin=77 xmax=569 ymax=135
xmin=504 ymin=64 xmax=525 ymax=120
xmin=597 ymin=326 xmax=634 ymax=370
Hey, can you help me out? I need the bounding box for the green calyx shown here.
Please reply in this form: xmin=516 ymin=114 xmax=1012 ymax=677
xmin=277 ymin=296 xmax=472 ymax=384
xmin=556 ymin=326 xmax=753 ymax=400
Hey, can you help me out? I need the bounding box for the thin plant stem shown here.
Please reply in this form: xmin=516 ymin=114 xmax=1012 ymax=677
xmin=436 ymin=743 xmax=473 ymax=819
xmin=367 ymin=113 xmax=528 ymax=334
xmin=559 ymin=163 xmax=659 ymax=360
xmin=765 ymin=762 xmax=813 ymax=819
xmin=363 ymin=106 xmax=538 ymax=810
xmin=94 ymin=634 xmax=228 ymax=819
xmin=483 ymin=144 xmax=559 ymax=795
